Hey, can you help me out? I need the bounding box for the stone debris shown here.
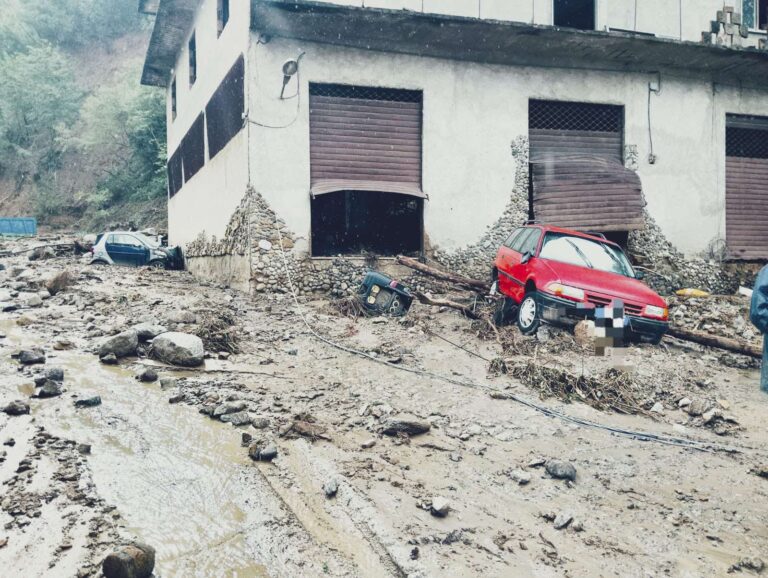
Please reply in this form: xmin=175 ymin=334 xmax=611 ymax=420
xmin=430 ymin=496 xmax=451 ymax=517
xmin=98 ymin=330 xmax=139 ymax=359
xmin=508 ymin=469 xmax=532 ymax=485
xmin=553 ymin=512 xmax=573 ymax=530
xmin=248 ymin=439 xmax=278 ymax=462
xmin=136 ymin=368 xmax=158 ymax=383
xmin=19 ymin=348 xmax=45 ymax=365
xmin=102 ymin=542 xmax=156 ymax=578
xmin=37 ymin=380 xmax=63 ymax=398
xmin=3 ymin=400 xmax=30 ymax=416
xmin=323 ymin=478 xmax=339 ymax=498
xmin=545 ymin=460 xmax=577 ymax=482
xmin=132 ymin=322 xmax=167 ymax=342
xmin=381 ymin=415 xmax=431 ymax=437
xmin=152 ymin=332 xmax=204 ymax=367
xmin=74 ymin=396 xmax=102 ymax=408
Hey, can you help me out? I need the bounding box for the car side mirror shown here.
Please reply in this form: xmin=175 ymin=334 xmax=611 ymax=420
xmin=635 ymin=270 xmax=645 ymax=280
xmin=521 ymin=251 xmax=532 ymax=264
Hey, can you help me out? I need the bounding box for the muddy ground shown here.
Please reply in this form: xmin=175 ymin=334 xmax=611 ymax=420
xmin=1 ymin=239 xmax=768 ymax=578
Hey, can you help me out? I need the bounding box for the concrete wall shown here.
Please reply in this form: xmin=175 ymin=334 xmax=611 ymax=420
xmin=166 ymin=0 xmax=252 ymax=246
xmin=247 ymin=33 xmax=768 ymax=257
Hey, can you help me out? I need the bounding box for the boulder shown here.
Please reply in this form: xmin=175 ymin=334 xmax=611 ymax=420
xmin=43 ymin=367 xmax=64 ymax=382
xmin=98 ymin=330 xmax=139 ymax=359
xmin=545 ymin=459 xmax=577 ymax=481
xmin=430 ymin=496 xmax=450 ymax=517
xmin=132 ymin=322 xmax=167 ymax=342
xmin=74 ymin=396 xmax=102 ymax=408
xmin=100 ymin=353 xmax=118 ymax=365
xmin=136 ymin=368 xmax=158 ymax=383
xmin=213 ymin=401 xmax=246 ymax=417
xmin=152 ymin=332 xmax=204 ymax=367
xmin=102 ymin=542 xmax=156 ymax=578
xmin=3 ymin=400 xmax=30 ymax=416
xmin=248 ymin=439 xmax=278 ymax=461
xmin=19 ymin=349 xmax=45 ymax=365
xmin=37 ymin=380 xmax=63 ymax=398
xmin=381 ymin=415 xmax=431 ymax=436
xmin=220 ymin=411 xmax=252 ymax=426
xmin=323 ymin=478 xmax=339 ymax=498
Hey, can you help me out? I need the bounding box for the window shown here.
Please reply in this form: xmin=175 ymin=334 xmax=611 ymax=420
xmin=520 ymin=228 xmax=542 ymax=255
xmin=170 ymin=78 xmax=177 ymax=121
xmin=206 ymin=55 xmax=244 ymax=159
xmin=539 ymin=233 xmax=634 ymax=277
xmin=217 ymin=0 xmax=230 ymax=36
xmin=503 ymin=228 xmax=525 ymax=249
xmin=553 ymin=0 xmax=595 ymax=31
xmin=511 ymin=228 xmax=535 ymax=253
xmin=188 ymin=33 xmax=197 ymax=86
xmin=761 ymin=0 xmax=768 ymax=30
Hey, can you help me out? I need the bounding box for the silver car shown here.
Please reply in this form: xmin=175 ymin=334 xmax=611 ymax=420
xmin=90 ymin=231 xmax=181 ymax=269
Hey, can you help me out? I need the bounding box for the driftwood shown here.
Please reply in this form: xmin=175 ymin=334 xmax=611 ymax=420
xmin=667 ymin=326 xmax=762 ymax=359
xmin=397 ymin=255 xmax=490 ymax=292
xmin=413 ymin=291 xmax=480 ymax=320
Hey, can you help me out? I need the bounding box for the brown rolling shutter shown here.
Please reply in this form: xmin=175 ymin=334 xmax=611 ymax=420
xmin=726 ymin=114 xmax=768 ymax=260
xmin=528 ymin=100 xmax=643 ymax=231
xmin=309 ymin=84 xmax=423 ymax=197
xmin=531 ymin=155 xmax=645 ymax=232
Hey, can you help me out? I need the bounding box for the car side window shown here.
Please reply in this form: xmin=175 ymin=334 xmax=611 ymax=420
xmin=124 ymin=235 xmax=143 ymax=247
xmin=503 ymin=228 xmax=525 ymax=249
xmin=520 ymin=229 xmax=542 ymax=256
xmin=511 ymin=228 xmax=534 ymax=253
xmin=107 ymin=235 xmax=116 ymax=244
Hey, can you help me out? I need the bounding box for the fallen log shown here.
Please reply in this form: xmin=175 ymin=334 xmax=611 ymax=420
xmin=666 ymin=326 xmax=762 ymax=359
xmin=413 ymin=291 xmax=481 ymax=320
xmin=397 ymin=255 xmax=490 ymax=292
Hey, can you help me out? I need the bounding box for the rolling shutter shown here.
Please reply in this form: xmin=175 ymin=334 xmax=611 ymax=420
xmin=529 ymin=100 xmax=642 ymax=231
xmin=206 ymin=54 xmax=245 ymax=160
xmin=309 ymin=84 xmax=424 ymax=198
xmin=726 ymin=114 xmax=768 ymax=260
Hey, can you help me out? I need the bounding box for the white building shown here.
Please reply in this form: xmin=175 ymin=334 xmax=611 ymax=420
xmin=141 ymin=0 xmax=768 ymax=292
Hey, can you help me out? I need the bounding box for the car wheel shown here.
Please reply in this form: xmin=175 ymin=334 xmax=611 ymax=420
xmin=148 ymin=260 xmax=166 ymax=270
xmin=492 ymin=296 xmax=516 ymax=327
xmin=517 ymin=292 xmax=541 ymax=335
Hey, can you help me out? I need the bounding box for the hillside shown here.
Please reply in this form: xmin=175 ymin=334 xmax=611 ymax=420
xmin=0 ymin=0 xmax=166 ymax=234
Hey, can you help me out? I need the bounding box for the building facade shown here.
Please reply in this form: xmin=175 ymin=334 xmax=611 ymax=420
xmin=141 ymin=0 xmax=768 ymax=293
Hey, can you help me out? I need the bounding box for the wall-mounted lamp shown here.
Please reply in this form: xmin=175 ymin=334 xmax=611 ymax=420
xmin=280 ymin=51 xmax=305 ymax=99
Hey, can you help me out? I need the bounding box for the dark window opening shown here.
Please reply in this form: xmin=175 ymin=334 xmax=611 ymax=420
xmin=554 ymin=0 xmax=595 ymax=30
xmin=206 ymin=55 xmax=245 ymax=159
xmin=167 ymin=148 xmax=183 ymax=198
xmin=529 ymin=100 xmax=623 ymax=133
xmin=180 ymin=113 xmax=205 ymax=183
xmin=760 ymin=0 xmax=768 ymax=30
xmin=188 ymin=33 xmax=197 ymax=86
xmin=727 ymin=114 xmax=768 ymax=159
xmin=217 ymin=0 xmax=229 ymax=36
xmin=311 ymin=191 xmax=422 ymax=257
xmin=170 ymin=78 xmax=177 ymax=121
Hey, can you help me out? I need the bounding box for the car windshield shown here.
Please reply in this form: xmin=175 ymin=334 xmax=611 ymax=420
xmin=539 ymin=233 xmax=636 ymax=278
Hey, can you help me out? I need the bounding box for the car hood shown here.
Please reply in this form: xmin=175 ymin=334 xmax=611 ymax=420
xmin=540 ymin=259 xmax=666 ymax=307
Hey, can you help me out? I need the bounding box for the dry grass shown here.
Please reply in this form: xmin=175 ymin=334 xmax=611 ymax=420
xmin=195 ymin=309 xmax=241 ymax=354
xmin=329 ymin=295 xmax=371 ymax=320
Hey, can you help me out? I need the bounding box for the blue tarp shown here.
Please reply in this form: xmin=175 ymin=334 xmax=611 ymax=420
xmin=0 ymin=218 xmax=37 ymax=237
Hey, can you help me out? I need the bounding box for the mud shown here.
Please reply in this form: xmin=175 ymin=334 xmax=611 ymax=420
xmin=1 ymin=240 xmax=768 ymax=577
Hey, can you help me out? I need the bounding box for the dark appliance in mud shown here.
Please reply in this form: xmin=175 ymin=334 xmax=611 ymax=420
xmin=357 ymin=272 xmax=413 ymax=316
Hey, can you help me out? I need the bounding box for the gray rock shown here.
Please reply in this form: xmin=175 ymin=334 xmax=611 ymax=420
xmin=102 ymin=542 xmax=156 ymax=578
xmin=686 ymin=399 xmax=709 ymax=417
xmin=159 ymin=378 xmax=177 ymax=389
xmin=20 ymin=293 xmax=42 ymax=308
xmin=213 ymin=401 xmax=246 ymax=417
xmin=77 ymin=444 xmax=91 ymax=455
xmin=19 ymin=349 xmax=45 ymax=365
xmin=545 ymin=460 xmax=577 ymax=481
xmin=167 ymin=310 xmax=196 ymax=324
xmin=132 ymin=322 xmax=168 ymax=342
xmin=220 ymin=411 xmax=252 ymax=426
xmin=323 ymin=478 xmax=339 ymax=498
xmin=251 ymin=417 xmax=270 ymax=429
xmin=37 ymin=380 xmax=62 ymax=398
xmin=0 ymin=302 xmax=19 ymax=312
xmin=248 ymin=439 xmax=278 ymax=461
xmin=553 ymin=512 xmax=573 ymax=530
xmin=650 ymin=402 xmax=664 ymax=414
xmin=136 ymin=368 xmax=158 ymax=383
xmin=100 ymin=353 xmax=118 ymax=365
xmin=509 ymin=469 xmax=531 ymax=485
xmin=74 ymin=396 xmax=102 ymax=408
xmin=381 ymin=415 xmax=431 ymax=436
xmin=152 ymin=332 xmax=204 ymax=367
xmin=168 ymin=393 xmax=185 ymax=404
xmin=259 ymin=443 xmax=278 ymax=461
xmin=44 ymin=367 xmax=64 ymax=382
xmin=3 ymin=400 xmax=30 ymax=416
xmin=98 ymin=330 xmax=139 ymax=359
xmin=430 ymin=496 xmax=450 ymax=517
xmin=361 ymin=439 xmax=377 ymax=449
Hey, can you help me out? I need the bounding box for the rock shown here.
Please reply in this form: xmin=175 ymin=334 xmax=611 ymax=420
xmin=53 ymin=339 xmax=74 ymax=351
xmin=98 ymin=330 xmax=139 ymax=359
xmin=650 ymin=402 xmax=664 ymax=414
xmin=38 ymin=380 xmax=63 ymax=398
xmin=77 ymin=444 xmax=91 ymax=455
xmin=136 ymin=368 xmax=158 ymax=383
xmin=381 ymin=415 xmax=431 ymax=436
xmin=553 ymin=512 xmax=573 ymax=530
xmin=20 ymin=293 xmax=43 ymax=308
xmin=251 ymin=417 xmax=270 ymax=429
xmin=574 ymin=320 xmax=595 ymax=348
xmin=545 ymin=460 xmax=577 ymax=481
xmin=323 ymin=478 xmax=339 ymax=498
xmin=132 ymin=322 xmax=168 ymax=342
xmin=74 ymin=396 xmax=102 ymax=408
xmin=686 ymin=399 xmax=709 ymax=417
xmin=152 ymin=332 xmax=204 ymax=367
xmin=509 ymin=469 xmax=531 ymax=485
xmin=19 ymin=349 xmax=45 ymax=365
xmin=3 ymin=400 xmax=30 ymax=416
xmin=168 ymin=394 xmax=185 ymax=404
xmin=167 ymin=310 xmax=196 ymax=324
xmin=102 ymin=542 xmax=156 ymax=578
xmin=361 ymin=439 xmax=377 ymax=449
xmin=220 ymin=411 xmax=252 ymax=426
xmin=248 ymin=440 xmax=278 ymax=461
xmin=241 ymin=432 xmax=253 ymax=446
xmin=100 ymin=353 xmax=118 ymax=365
xmin=43 ymin=366 xmax=64 ymax=382
xmin=0 ymin=302 xmax=19 ymax=312
xmin=678 ymin=397 xmax=692 ymax=408
xmin=258 ymin=239 xmax=273 ymax=252
xmin=159 ymin=378 xmax=177 ymax=389
xmin=213 ymin=401 xmax=246 ymax=417
xmin=702 ymin=408 xmax=722 ymax=425
xmin=430 ymin=496 xmax=450 ymax=517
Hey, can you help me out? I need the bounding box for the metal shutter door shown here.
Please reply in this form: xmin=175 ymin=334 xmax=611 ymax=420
xmin=309 ymin=85 xmax=423 ymax=197
xmin=726 ymin=115 xmax=768 ymax=260
xmin=528 ymin=101 xmax=643 ymax=231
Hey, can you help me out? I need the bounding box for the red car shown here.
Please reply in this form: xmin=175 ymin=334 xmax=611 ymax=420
xmin=492 ymin=224 xmax=669 ymax=343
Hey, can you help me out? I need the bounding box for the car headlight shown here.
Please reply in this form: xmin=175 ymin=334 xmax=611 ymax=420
xmin=545 ymin=282 xmax=585 ymax=302
xmin=644 ymin=305 xmax=668 ymax=319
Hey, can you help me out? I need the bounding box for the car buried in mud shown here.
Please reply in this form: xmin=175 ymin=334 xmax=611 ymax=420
xmin=491 ymin=224 xmax=669 ymax=344
xmin=90 ymin=231 xmax=183 ymax=270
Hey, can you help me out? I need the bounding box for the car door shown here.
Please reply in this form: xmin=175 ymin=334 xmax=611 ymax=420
xmin=497 ymin=227 xmax=534 ymax=302
xmin=507 ymin=228 xmax=543 ymax=300
xmin=105 ymin=234 xmax=132 ymax=265
xmin=123 ymin=234 xmax=150 ymax=266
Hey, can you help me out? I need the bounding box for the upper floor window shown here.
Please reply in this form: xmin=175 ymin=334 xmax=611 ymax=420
xmin=760 ymin=0 xmax=768 ymax=30
xmin=217 ymin=0 xmax=230 ymax=36
xmin=553 ymin=0 xmax=595 ymax=31
xmin=171 ymin=78 xmax=177 ymax=120
xmin=188 ymin=33 xmax=197 ymax=86
xmin=744 ymin=0 xmax=768 ymax=30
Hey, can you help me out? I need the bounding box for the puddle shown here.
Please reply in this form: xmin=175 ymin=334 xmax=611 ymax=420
xmin=1 ymin=320 xmax=269 ymax=577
